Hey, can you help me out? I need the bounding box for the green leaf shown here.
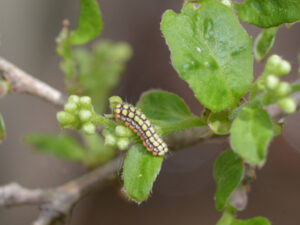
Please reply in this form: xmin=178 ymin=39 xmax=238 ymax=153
xmin=216 ymin=206 xmax=235 ymax=225
xmin=255 ymin=27 xmax=279 ymax=61
xmin=26 ymin=134 xmax=86 ymax=161
xmin=70 ymin=0 xmax=103 ymax=45
xmin=214 ymin=150 xmax=244 ymax=211
xmin=161 ymin=1 xmax=253 ymax=111
xmin=0 ymin=113 xmax=6 ymax=143
xmin=137 ymin=90 xmax=204 ymax=135
xmin=232 ymin=217 xmax=271 ymax=225
xmin=217 ymin=210 xmax=271 ymax=225
xmin=236 ymin=0 xmax=300 ymax=28
xmin=230 ymin=106 xmax=273 ymax=166
xmin=208 ymin=111 xmax=232 ymax=135
xmin=74 ymin=40 xmax=132 ymax=113
xmin=123 ymin=143 xmax=164 ymax=202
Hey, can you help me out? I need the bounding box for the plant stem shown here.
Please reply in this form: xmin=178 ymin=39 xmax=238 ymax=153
xmin=92 ymin=114 xmax=116 ymax=128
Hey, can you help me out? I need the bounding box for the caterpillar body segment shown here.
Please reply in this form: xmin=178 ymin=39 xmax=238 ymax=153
xmin=113 ymin=102 xmax=168 ymax=156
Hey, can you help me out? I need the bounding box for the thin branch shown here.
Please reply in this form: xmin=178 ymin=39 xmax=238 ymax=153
xmin=0 ymin=183 xmax=45 ymax=206
xmin=0 ymin=156 xmax=122 ymax=225
xmin=0 ymin=57 xmax=66 ymax=106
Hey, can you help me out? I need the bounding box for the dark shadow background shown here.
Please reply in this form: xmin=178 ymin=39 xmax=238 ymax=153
xmin=0 ymin=0 xmax=300 ymax=224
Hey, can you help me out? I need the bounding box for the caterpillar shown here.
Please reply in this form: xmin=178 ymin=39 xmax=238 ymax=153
xmin=113 ymin=102 xmax=168 ymax=156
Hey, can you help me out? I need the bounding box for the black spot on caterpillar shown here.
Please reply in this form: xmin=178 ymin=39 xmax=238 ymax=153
xmin=113 ymin=102 xmax=168 ymax=156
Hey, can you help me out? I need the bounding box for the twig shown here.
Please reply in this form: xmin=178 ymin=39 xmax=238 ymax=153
xmin=0 ymin=156 xmax=122 ymax=225
xmin=0 ymin=57 xmax=66 ymax=106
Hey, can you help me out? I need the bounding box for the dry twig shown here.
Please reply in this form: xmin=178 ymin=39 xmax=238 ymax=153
xmin=0 ymin=57 xmax=66 ymax=106
xmin=0 ymin=156 xmax=122 ymax=225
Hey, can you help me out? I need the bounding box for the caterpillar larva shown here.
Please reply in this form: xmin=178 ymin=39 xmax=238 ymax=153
xmin=113 ymin=102 xmax=168 ymax=156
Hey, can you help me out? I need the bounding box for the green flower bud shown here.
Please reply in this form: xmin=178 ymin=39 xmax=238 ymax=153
xmin=277 ymin=60 xmax=291 ymax=76
xmin=56 ymin=111 xmax=76 ymax=125
xmin=275 ymin=81 xmax=291 ymax=97
xmin=117 ymin=137 xmax=130 ymax=150
xmin=265 ymin=75 xmax=279 ymax=90
xmin=79 ymin=96 xmax=92 ymax=108
xmin=115 ymin=125 xmax=133 ymax=137
xmin=68 ymin=95 xmax=80 ymax=104
xmin=104 ymin=134 xmax=117 ymax=147
xmin=266 ymin=55 xmax=281 ymax=71
xmin=265 ymin=55 xmax=291 ymax=76
xmin=79 ymin=110 xmax=92 ymax=122
xmin=82 ymin=122 xmax=96 ymax=135
xmin=277 ymin=97 xmax=296 ymax=114
xmin=64 ymin=102 xmax=77 ymax=113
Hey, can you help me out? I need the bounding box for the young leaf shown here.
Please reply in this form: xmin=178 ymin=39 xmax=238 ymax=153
xmin=214 ymin=150 xmax=244 ymax=211
xmin=26 ymin=134 xmax=86 ymax=161
xmin=70 ymin=0 xmax=103 ymax=45
xmin=56 ymin=26 xmax=75 ymax=80
xmin=255 ymin=27 xmax=279 ymax=62
xmin=74 ymin=40 xmax=132 ymax=113
xmin=123 ymin=143 xmax=164 ymax=202
xmin=161 ymin=0 xmax=253 ymax=111
xmin=217 ymin=211 xmax=270 ymax=225
xmin=236 ymin=0 xmax=300 ymax=28
xmin=0 ymin=113 xmax=6 ymax=143
xmin=137 ymin=90 xmax=204 ymax=135
xmin=230 ymin=106 xmax=273 ymax=166
xmin=232 ymin=217 xmax=270 ymax=225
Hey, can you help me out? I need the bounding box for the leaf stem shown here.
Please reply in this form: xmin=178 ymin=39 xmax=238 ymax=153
xmin=157 ymin=117 xmax=205 ymax=136
xmin=216 ymin=205 xmax=236 ymax=225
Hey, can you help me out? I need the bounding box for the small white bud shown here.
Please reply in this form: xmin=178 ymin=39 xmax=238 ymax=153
xmin=79 ymin=110 xmax=92 ymax=122
xmin=117 ymin=138 xmax=130 ymax=150
xmin=82 ymin=123 xmax=96 ymax=135
xmin=80 ymin=96 xmax=92 ymax=107
xmin=277 ymin=60 xmax=291 ymax=76
xmin=265 ymin=75 xmax=279 ymax=90
xmin=277 ymin=97 xmax=296 ymax=114
xmin=68 ymin=95 xmax=80 ymax=104
xmin=64 ymin=102 xmax=77 ymax=113
xmin=104 ymin=134 xmax=117 ymax=147
xmin=276 ymin=82 xmax=291 ymax=97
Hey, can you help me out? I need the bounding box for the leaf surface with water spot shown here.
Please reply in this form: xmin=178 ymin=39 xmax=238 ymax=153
xmin=161 ymin=0 xmax=253 ymax=111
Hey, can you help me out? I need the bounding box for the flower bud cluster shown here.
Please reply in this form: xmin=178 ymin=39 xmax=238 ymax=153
xmin=265 ymin=55 xmax=291 ymax=77
xmin=102 ymin=125 xmax=133 ymax=150
xmin=262 ymin=55 xmax=296 ymax=114
xmin=57 ymin=95 xmax=97 ymax=134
